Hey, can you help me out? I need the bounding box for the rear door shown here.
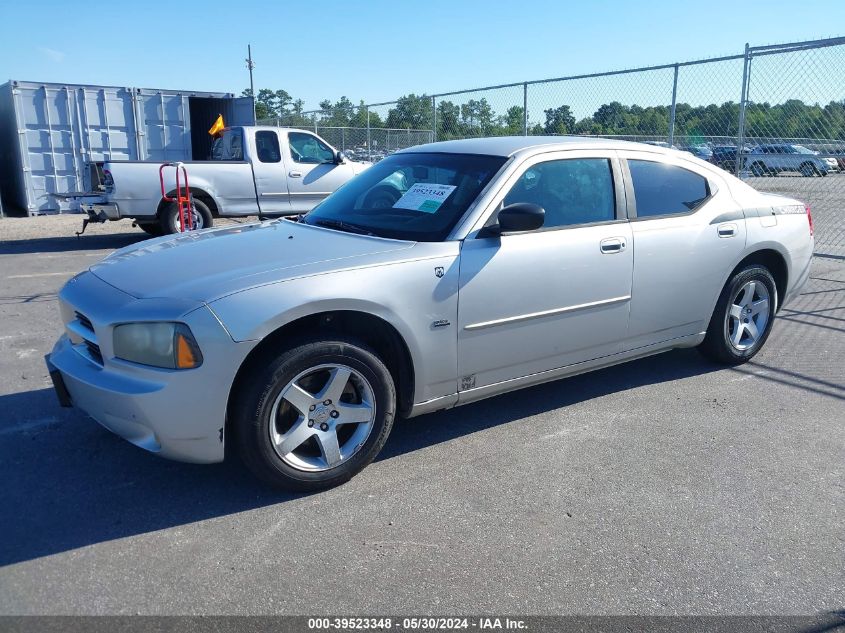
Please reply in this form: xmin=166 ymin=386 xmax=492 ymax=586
xmin=619 ymin=152 xmax=747 ymax=350
xmin=250 ymin=129 xmax=293 ymax=215
xmin=284 ymin=131 xmax=357 ymax=212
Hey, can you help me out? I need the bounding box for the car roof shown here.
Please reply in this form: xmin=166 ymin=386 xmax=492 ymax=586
xmin=396 ymin=135 xmax=673 ymax=159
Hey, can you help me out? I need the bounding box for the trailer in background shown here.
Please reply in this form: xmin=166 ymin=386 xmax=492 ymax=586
xmin=0 ymin=80 xmax=254 ymax=215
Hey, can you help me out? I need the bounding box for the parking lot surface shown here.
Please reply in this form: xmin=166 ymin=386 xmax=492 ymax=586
xmin=0 ymin=215 xmax=842 ymax=615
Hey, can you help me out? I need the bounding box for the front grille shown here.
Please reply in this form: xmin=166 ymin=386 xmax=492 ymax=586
xmin=75 ymin=311 xmax=94 ymax=333
xmin=84 ymin=340 xmax=104 ymax=365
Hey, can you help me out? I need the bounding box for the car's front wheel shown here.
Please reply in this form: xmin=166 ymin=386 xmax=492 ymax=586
xmin=233 ymin=337 xmax=396 ymax=491
xmin=698 ymin=265 xmax=777 ymax=365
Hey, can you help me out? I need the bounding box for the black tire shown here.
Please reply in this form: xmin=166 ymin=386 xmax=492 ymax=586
xmin=159 ymin=198 xmax=213 ymax=234
xmin=233 ymin=336 xmax=396 ymax=491
xmin=137 ymin=222 xmax=164 ymax=237
xmin=698 ymin=265 xmax=777 ymax=365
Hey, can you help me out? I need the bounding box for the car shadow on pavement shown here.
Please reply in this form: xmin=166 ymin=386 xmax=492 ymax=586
xmin=0 ymin=232 xmax=148 ymax=255
xmin=0 ymin=348 xmax=724 ymax=567
xmin=378 ymin=348 xmax=722 ymax=461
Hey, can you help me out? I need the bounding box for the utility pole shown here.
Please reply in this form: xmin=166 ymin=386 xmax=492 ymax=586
xmin=245 ymin=44 xmax=256 ymax=122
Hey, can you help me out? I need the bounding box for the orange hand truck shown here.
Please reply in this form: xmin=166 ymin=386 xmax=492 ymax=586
xmin=158 ymin=162 xmax=194 ymax=232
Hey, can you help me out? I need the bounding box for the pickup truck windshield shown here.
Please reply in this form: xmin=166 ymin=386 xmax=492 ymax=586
xmin=303 ymin=153 xmax=507 ymax=241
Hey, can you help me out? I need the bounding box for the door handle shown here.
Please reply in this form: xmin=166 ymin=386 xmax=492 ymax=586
xmin=600 ymin=237 xmax=627 ymax=254
xmin=288 ymin=171 xmax=302 ymax=178
xmin=717 ymin=222 xmax=737 ymax=238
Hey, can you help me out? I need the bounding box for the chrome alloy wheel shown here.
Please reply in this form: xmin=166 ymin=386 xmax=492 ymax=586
xmin=177 ymin=206 xmax=203 ymax=231
xmin=725 ymin=280 xmax=771 ymax=351
xmin=269 ymin=363 xmax=376 ymax=472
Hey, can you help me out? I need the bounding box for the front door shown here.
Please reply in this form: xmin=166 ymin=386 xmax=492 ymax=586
xmin=285 ymin=131 xmax=356 ymax=212
xmin=457 ymin=152 xmax=633 ymax=393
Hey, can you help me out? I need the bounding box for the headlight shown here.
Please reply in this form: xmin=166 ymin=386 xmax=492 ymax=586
xmin=113 ymin=322 xmax=203 ymax=369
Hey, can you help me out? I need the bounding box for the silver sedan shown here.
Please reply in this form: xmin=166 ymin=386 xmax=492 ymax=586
xmin=47 ymin=137 xmax=814 ymax=490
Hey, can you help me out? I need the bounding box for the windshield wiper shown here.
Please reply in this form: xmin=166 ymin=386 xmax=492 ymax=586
xmin=311 ymin=218 xmax=377 ymax=236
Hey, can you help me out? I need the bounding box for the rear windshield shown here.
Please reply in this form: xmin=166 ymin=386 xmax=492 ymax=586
xmin=304 ymin=152 xmax=507 ymax=242
xmin=211 ymin=129 xmax=244 ymax=161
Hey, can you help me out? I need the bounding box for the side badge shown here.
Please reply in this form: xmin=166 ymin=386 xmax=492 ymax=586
xmin=434 ymin=266 xmax=445 ymax=278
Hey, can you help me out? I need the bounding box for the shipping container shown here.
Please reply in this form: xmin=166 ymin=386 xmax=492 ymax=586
xmin=0 ymin=80 xmax=254 ymax=215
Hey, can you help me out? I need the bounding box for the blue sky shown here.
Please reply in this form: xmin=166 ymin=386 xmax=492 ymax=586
xmin=1 ymin=0 xmax=843 ymax=114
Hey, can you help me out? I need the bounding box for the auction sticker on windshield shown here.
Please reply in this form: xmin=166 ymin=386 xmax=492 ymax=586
xmin=393 ymin=183 xmax=456 ymax=213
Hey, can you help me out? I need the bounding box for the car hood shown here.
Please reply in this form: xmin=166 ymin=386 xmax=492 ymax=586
xmin=89 ymin=220 xmax=414 ymax=302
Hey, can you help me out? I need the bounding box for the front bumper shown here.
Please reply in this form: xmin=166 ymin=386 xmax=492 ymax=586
xmin=47 ymin=272 xmax=255 ymax=464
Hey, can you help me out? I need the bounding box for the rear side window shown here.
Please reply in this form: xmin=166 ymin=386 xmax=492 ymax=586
xmin=255 ymin=131 xmax=281 ymax=163
xmin=629 ymin=160 xmax=710 ymax=218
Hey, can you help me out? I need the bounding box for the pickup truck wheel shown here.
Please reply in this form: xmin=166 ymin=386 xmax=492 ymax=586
xmin=138 ymin=222 xmax=164 ymax=236
xmin=698 ymin=265 xmax=776 ymax=365
xmin=233 ymin=336 xmax=396 ymax=491
xmin=159 ymin=199 xmax=213 ymax=234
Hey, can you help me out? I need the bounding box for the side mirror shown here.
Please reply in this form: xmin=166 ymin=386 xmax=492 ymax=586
xmin=334 ymin=151 xmax=345 ymax=165
xmin=495 ymin=202 xmax=545 ymax=233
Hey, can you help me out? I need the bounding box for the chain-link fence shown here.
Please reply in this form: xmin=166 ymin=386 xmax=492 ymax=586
xmin=264 ymin=36 xmax=845 ymax=256
xmin=258 ymin=108 xmax=433 ymax=162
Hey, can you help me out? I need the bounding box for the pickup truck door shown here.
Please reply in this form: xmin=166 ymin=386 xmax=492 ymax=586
xmin=251 ymin=129 xmax=293 ymax=215
xmin=457 ymin=152 xmax=633 ymax=394
xmin=284 ymin=131 xmax=357 ymax=212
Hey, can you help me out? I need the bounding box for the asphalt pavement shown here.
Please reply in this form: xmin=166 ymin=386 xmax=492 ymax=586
xmin=0 ymin=215 xmax=842 ymax=615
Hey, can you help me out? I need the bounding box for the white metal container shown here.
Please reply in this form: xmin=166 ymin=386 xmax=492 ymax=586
xmin=0 ymin=80 xmax=253 ymax=215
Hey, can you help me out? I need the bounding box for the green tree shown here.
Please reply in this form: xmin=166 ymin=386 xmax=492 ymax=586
xmin=436 ymin=100 xmax=461 ymax=138
xmin=385 ymin=94 xmax=433 ymax=129
xmin=501 ymin=105 xmax=525 ymax=134
xmin=543 ymin=105 xmax=576 ymax=134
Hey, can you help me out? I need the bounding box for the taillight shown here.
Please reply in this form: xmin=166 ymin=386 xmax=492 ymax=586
xmin=805 ymin=203 xmax=813 ymax=237
xmin=103 ymin=169 xmax=114 ymax=192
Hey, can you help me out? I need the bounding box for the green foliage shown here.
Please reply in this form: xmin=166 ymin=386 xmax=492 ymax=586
xmin=244 ymin=87 xmax=845 ymax=143
xmin=385 ymin=94 xmax=433 ymax=130
xmin=543 ymin=105 xmax=576 ymax=134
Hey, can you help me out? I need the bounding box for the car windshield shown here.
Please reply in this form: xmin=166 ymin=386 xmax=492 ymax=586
xmin=793 ymin=145 xmax=814 ymax=154
xmin=302 ymin=152 xmax=507 ymax=241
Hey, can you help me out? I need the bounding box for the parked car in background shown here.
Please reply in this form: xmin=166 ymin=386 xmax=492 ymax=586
xmin=78 ymin=127 xmax=371 ymax=235
xmin=710 ymin=145 xmax=740 ymax=172
xmin=745 ymin=143 xmax=834 ymax=177
xmin=47 ymin=137 xmax=814 ymax=491
xmin=829 ymin=148 xmax=845 ymax=172
xmin=680 ymin=145 xmax=713 ymax=161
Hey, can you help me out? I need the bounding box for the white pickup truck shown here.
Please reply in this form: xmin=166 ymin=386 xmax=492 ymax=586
xmin=80 ymin=127 xmax=371 ymax=235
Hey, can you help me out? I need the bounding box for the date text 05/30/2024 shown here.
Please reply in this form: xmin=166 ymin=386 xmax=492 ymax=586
xmin=307 ymin=617 xmax=528 ymax=630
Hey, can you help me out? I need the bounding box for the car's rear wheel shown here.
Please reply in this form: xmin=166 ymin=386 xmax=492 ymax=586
xmin=698 ymin=265 xmax=777 ymax=365
xmin=159 ymin=198 xmax=213 ymax=234
xmin=233 ymin=337 xmax=396 ymax=491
